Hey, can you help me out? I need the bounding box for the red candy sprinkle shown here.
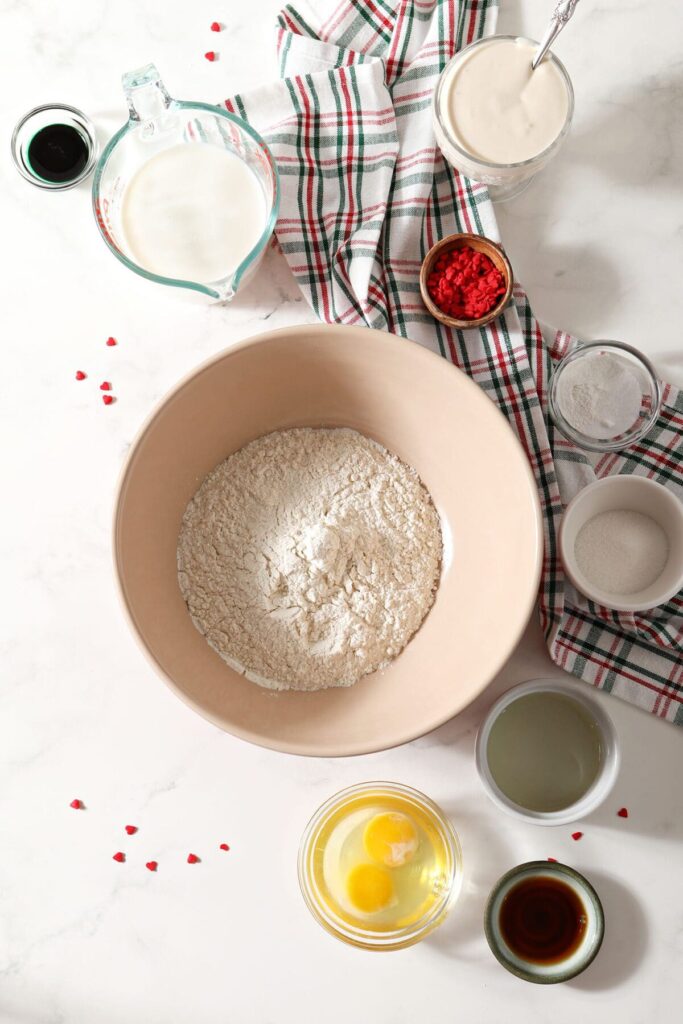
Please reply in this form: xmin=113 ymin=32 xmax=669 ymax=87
xmin=146 ymin=861 xmax=158 ymax=872
xmin=125 ymin=825 xmax=137 ymax=835
xmin=100 ymin=381 xmax=112 ymax=391
xmin=102 ymin=395 xmax=114 ymax=405
xmin=75 ymin=371 xmax=86 ymax=381
xmin=204 ymin=51 xmax=217 ymax=62
xmin=547 ymin=857 xmax=557 ymax=862
xmin=70 ymin=798 xmax=83 ymax=809
xmin=113 ymin=852 xmax=125 ymax=863
xmin=426 ymin=244 xmax=506 ymax=321
xmin=219 ymin=843 xmax=230 ymax=851
xmin=210 ymin=21 xmax=221 ymax=32
xmin=571 ymin=831 xmax=583 ymax=841
xmin=106 ymin=336 xmax=117 ymax=346
xmin=187 ymin=853 xmax=200 ymax=864
xmin=618 ymin=807 xmax=629 ymax=818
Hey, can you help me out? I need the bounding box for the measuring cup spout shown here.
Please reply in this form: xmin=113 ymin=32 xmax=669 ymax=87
xmin=122 ymin=64 xmax=173 ymax=126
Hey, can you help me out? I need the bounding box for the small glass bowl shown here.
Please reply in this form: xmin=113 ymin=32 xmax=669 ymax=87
xmin=549 ymin=341 xmax=661 ymax=453
xmin=298 ymin=782 xmax=463 ymax=951
xmin=11 ymin=103 xmax=98 ymax=190
xmin=433 ymin=36 xmax=574 ymax=203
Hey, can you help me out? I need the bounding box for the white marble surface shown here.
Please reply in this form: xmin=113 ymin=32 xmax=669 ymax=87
xmin=1 ymin=1 xmax=682 ymax=1021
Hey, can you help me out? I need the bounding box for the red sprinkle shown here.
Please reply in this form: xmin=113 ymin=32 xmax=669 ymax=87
xmin=125 ymin=825 xmax=137 ymax=835
xmin=75 ymin=370 xmax=86 ymax=381
xmin=617 ymin=807 xmax=629 ymax=818
xmin=219 ymin=843 xmax=230 ymax=851
xmin=146 ymin=861 xmax=158 ymax=872
xmin=210 ymin=21 xmax=221 ymax=32
xmin=106 ymin=336 xmax=117 ymax=347
xmin=70 ymin=798 xmax=83 ymax=809
xmin=204 ymin=51 xmax=217 ymax=62
xmin=102 ymin=395 xmax=115 ymax=405
xmin=426 ymin=244 xmax=506 ymax=321
xmin=100 ymin=381 xmax=112 ymax=391
xmin=113 ymin=852 xmax=125 ymax=863
xmin=571 ymin=831 xmax=583 ymax=841
xmin=547 ymin=857 xmax=558 ymax=862
xmin=187 ymin=853 xmax=200 ymax=864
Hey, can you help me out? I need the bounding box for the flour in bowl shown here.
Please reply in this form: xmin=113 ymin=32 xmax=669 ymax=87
xmin=176 ymin=427 xmax=442 ymax=691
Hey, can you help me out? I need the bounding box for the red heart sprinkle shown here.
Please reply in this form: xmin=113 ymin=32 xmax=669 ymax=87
xmin=187 ymin=853 xmax=200 ymax=864
xmin=75 ymin=371 xmax=86 ymax=381
xmin=571 ymin=831 xmax=583 ymax=841
xmin=210 ymin=21 xmax=221 ymax=32
xmin=106 ymin=336 xmax=117 ymax=346
xmin=100 ymin=381 xmax=112 ymax=391
xmin=204 ymin=51 xmax=216 ymax=62
xmin=146 ymin=861 xmax=158 ymax=872
xmin=125 ymin=825 xmax=137 ymax=835
xmin=102 ymin=395 xmax=115 ymax=405
xmin=113 ymin=852 xmax=125 ymax=863
xmin=70 ymin=798 xmax=83 ymax=809
xmin=219 ymin=843 xmax=230 ymax=851
xmin=617 ymin=807 xmax=629 ymax=818
xmin=547 ymin=857 xmax=557 ymax=862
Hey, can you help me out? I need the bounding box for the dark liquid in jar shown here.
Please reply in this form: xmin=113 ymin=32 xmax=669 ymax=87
xmin=27 ymin=124 xmax=89 ymax=184
xmin=499 ymin=875 xmax=587 ymax=965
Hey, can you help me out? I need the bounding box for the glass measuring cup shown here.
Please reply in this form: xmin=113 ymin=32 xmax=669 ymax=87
xmin=92 ymin=64 xmax=279 ymax=302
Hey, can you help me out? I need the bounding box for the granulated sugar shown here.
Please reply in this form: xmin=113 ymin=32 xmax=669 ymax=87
xmin=574 ymin=509 xmax=669 ymax=596
xmin=177 ymin=427 xmax=442 ymax=691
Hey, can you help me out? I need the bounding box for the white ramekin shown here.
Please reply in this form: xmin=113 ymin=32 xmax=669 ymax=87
xmin=559 ymin=475 xmax=683 ymax=612
xmin=475 ymin=679 xmax=620 ymax=826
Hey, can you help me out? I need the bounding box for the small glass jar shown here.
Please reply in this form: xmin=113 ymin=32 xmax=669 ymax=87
xmin=298 ymin=782 xmax=462 ymax=951
xmin=11 ymin=103 xmax=98 ymax=190
xmin=433 ymin=35 xmax=574 ymax=202
xmin=549 ymin=341 xmax=661 ymax=452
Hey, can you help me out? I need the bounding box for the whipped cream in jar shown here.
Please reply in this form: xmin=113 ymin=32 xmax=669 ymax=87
xmin=433 ymin=36 xmax=574 ymax=201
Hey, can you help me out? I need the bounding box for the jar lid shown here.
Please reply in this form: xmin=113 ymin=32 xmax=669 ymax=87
xmin=11 ymin=103 xmax=98 ymax=190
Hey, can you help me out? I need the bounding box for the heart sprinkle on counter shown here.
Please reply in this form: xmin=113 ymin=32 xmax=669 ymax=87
xmin=113 ymin=852 xmax=125 ymax=863
xmin=102 ymin=395 xmax=115 ymax=406
xmin=204 ymin=51 xmax=217 ymax=62
xmin=187 ymin=853 xmax=200 ymax=864
xmin=571 ymin=831 xmax=583 ymax=841
xmin=146 ymin=861 xmax=158 ymax=872
xmin=219 ymin=843 xmax=230 ymax=851
xmin=547 ymin=857 xmax=557 ymax=862
xmin=75 ymin=371 xmax=86 ymax=381
xmin=210 ymin=21 xmax=221 ymax=31
xmin=100 ymin=381 xmax=112 ymax=391
xmin=106 ymin=336 xmax=117 ymax=346
xmin=426 ymin=245 xmax=506 ymax=321
xmin=125 ymin=825 xmax=137 ymax=835
xmin=618 ymin=807 xmax=629 ymax=818
xmin=70 ymin=798 xmax=83 ymax=809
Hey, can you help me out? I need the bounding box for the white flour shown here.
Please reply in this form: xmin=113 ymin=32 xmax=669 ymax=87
xmin=177 ymin=428 xmax=442 ymax=691
xmin=555 ymin=351 xmax=643 ymax=440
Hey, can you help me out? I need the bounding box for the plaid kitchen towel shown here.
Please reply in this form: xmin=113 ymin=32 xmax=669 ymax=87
xmin=225 ymin=0 xmax=683 ymax=723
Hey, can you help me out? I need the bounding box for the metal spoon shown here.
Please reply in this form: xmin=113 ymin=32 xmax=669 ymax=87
xmin=531 ymin=0 xmax=581 ymax=70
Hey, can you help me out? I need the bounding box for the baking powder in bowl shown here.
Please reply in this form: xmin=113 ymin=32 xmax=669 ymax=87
xmin=176 ymin=428 xmax=442 ymax=691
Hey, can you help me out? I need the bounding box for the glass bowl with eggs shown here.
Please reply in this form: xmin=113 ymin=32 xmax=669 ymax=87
xmin=298 ymin=782 xmax=463 ymax=950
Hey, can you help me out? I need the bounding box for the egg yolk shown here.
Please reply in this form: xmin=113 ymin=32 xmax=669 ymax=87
xmin=363 ymin=812 xmax=419 ymax=867
xmin=346 ymin=863 xmax=394 ymax=914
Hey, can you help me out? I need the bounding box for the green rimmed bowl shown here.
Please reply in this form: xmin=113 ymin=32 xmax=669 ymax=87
xmin=484 ymin=861 xmax=604 ymax=984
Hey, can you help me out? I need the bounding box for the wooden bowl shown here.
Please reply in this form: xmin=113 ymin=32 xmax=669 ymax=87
xmin=420 ymin=232 xmax=513 ymax=329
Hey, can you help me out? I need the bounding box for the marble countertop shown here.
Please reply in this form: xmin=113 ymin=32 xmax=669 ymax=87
xmin=1 ymin=1 xmax=681 ymax=1021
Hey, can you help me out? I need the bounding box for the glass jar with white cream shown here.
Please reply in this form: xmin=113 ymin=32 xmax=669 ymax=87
xmin=433 ymin=36 xmax=574 ymax=202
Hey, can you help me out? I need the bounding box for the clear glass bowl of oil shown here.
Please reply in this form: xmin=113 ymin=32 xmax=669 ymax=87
xmin=298 ymin=782 xmax=463 ymax=950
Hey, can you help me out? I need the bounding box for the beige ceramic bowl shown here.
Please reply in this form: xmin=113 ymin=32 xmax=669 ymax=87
xmin=114 ymin=324 xmax=542 ymax=755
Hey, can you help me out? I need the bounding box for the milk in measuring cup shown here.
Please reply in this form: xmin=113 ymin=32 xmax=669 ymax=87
xmin=121 ymin=144 xmax=268 ymax=283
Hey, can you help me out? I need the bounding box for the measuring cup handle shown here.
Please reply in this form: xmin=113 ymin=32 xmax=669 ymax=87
xmin=122 ymin=63 xmax=173 ymax=123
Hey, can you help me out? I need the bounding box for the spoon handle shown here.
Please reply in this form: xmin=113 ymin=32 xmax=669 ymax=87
xmin=531 ymin=0 xmax=581 ymax=70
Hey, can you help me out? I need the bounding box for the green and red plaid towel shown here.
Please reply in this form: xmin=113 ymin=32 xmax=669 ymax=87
xmin=225 ymin=0 xmax=683 ymax=724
